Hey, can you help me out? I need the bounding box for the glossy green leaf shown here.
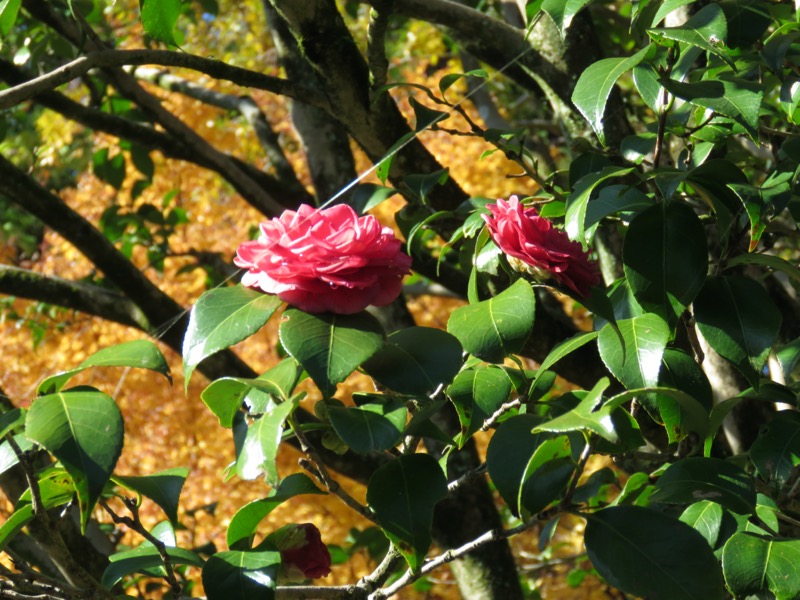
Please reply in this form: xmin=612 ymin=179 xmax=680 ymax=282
xmin=623 ymin=202 xmax=708 ymax=324
xmin=0 ymin=407 xmax=24 ymax=439
xmin=726 ymin=252 xmax=800 ymax=286
xmin=535 ymin=379 xmax=637 ymax=445
xmin=607 ymin=386 xmax=708 ymax=439
xmin=585 ymin=185 xmax=654 ymax=237
xmin=541 ymin=0 xmax=592 ymax=35
xmin=722 ymin=533 xmax=800 ymax=600
xmin=103 ymin=544 xmax=203 ymax=588
xmin=39 ymin=340 xmax=171 ymax=395
xmin=201 ymin=358 xmax=304 ymax=427
xmin=749 ymin=411 xmax=800 ymax=486
xmin=140 ymin=0 xmax=182 ymax=45
xmin=648 ymin=4 xmax=728 ymax=57
xmin=694 ymin=276 xmax=781 ymax=387
xmin=202 ymin=550 xmax=279 ymax=600
xmin=367 ymin=454 xmax=448 ymax=571
xmin=114 ymin=468 xmax=189 ymax=526
xmin=585 ymin=506 xmax=725 ymax=600
xmin=183 ymin=286 xmax=282 ymax=389
xmin=0 ymin=504 xmax=34 ymax=552
xmin=375 ymin=132 xmax=415 ymax=184
xmin=363 ymin=327 xmax=462 ymax=395
xmin=328 ymin=400 xmax=407 ymax=454
xmin=0 ymin=434 xmax=32 ymax=477
xmin=351 ymin=184 xmax=399 ymax=214
xmin=566 ymin=166 xmax=636 ymax=244
xmin=279 ymin=309 xmax=384 ymax=397
xmin=651 ymin=457 xmax=756 ymax=515
xmin=598 ymin=315 xmax=670 ymax=389
xmin=654 ymin=349 xmax=713 ymax=442
xmin=518 ymin=436 xmax=574 ymax=518
xmin=572 ymin=46 xmax=652 ymax=145
xmin=650 ymin=0 xmax=695 ymax=27
xmin=236 ymin=399 xmax=296 ymax=484
xmin=447 ymin=366 xmax=513 ymax=445
xmin=680 ymin=500 xmax=724 ymax=548
xmin=438 ymin=69 xmax=487 ymax=96
xmin=447 ymin=279 xmax=535 ymax=363
xmin=227 ymin=473 xmax=324 ymax=550
xmin=0 ymin=0 xmax=22 ymax=36
xmin=25 ymin=390 xmax=124 ymax=532
xmin=663 ymin=77 xmax=763 ymax=139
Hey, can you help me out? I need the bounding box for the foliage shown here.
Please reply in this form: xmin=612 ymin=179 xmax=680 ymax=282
xmin=1 ymin=1 xmax=800 ymax=600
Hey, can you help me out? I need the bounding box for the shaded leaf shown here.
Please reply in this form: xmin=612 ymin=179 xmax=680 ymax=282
xmin=447 ymin=366 xmax=513 ymax=446
xmin=585 ymin=506 xmax=724 ymax=600
xmin=103 ymin=545 xmax=203 ymax=588
xmin=648 ymin=4 xmax=728 ymax=57
xmin=363 ymin=327 xmax=462 ymax=395
xmin=367 ymin=454 xmax=448 ymax=571
xmin=114 ymin=468 xmax=189 ymax=526
xmin=680 ymin=501 xmax=724 ymax=548
xmin=202 ymin=550 xmax=279 ymax=600
xmin=566 ymin=166 xmax=636 ymax=244
xmin=328 ymin=400 xmax=407 ymax=454
xmin=749 ymin=411 xmax=800 ymax=486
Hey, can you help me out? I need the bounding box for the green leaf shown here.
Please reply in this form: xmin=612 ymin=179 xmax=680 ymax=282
xmin=648 ymin=4 xmax=728 ymax=57
xmin=409 ymin=97 xmax=449 ymax=132
xmin=183 ymin=286 xmax=282 ymax=390
xmin=680 ymin=501 xmax=724 ymax=548
xmin=328 ymin=400 xmax=407 ymax=454
xmin=541 ymin=0 xmax=593 ymax=35
xmin=362 ymin=327 xmax=462 ymax=395
xmin=227 ymin=473 xmax=324 ymax=550
xmin=654 ymin=349 xmax=713 ymax=442
xmin=279 ymin=309 xmax=384 ymax=397
xmin=565 ymin=166 xmax=636 ymax=245
xmin=0 ymin=505 xmax=34 ymax=552
xmin=236 ymin=399 xmax=296 ymax=485
xmin=114 ymin=468 xmax=189 ymax=526
xmin=0 ymin=408 xmax=25 ymax=439
xmin=0 ymin=435 xmax=32 ymax=477
xmin=607 ymin=386 xmax=709 ymax=440
xmin=202 ymin=550 xmax=279 ymax=600
xmin=651 ymin=457 xmax=756 ymax=515
xmin=140 ymin=0 xmax=182 ymax=45
xmin=92 ymin=149 xmax=126 ymax=190
xmin=651 ymin=0 xmax=695 ymax=27
xmin=694 ymin=276 xmax=781 ymax=387
xmin=25 ymin=390 xmax=124 ymax=532
xmin=367 ymin=454 xmax=448 ymax=571
xmin=447 ymin=366 xmax=513 ymax=446
xmin=103 ymin=545 xmax=203 ymax=588
xmin=201 ymin=358 xmax=304 ymax=427
xmin=438 ymin=69 xmax=487 ymax=96
xmin=0 ymin=0 xmax=22 ymax=36
xmin=487 ymin=414 xmax=551 ymax=516
xmin=447 ymin=279 xmax=535 ymax=363
xmin=572 ymin=45 xmax=653 ymax=145
xmin=722 ymin=533 xmax=800 ymax=600
xmin=623 ymin=202 xmax=708 ymax=325
xmin=351 ymin=184 xmax=399 ymax=214
xmin=725 ymin=252 xmax=800 ymax=286
xmin=39 ymin=340 xmax=171 ymax=395
xmin=598 ymin=314 xmax=670 ymax=389
xmin=749 ymin=411 xmax=800 ymax=486
xmin=518 ymin=435 xmax=574 ymax=518
xmin=530 ymin=331 xmax=599 ymax=390
xmin=585 ymin=506 xmax=725 ymax=600
xmin=662 ymin=77 xmax=763 ymax=139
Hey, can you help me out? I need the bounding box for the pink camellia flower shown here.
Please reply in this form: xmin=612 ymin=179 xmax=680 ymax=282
xmin=234 ymin=204 xmax=412 ymax=314
xmin=276 ymin=523 xmax=332 ymax=581
xmin=482 ymin=196 xmax=601 ymax=297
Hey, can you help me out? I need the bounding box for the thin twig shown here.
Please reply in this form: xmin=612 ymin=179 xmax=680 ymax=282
xmin=5 ymin=435 xmax=44 ymax=518
xmin=480 ymin=398 xmax=522 ymax=432
xmin=447 ymin=462 xmax=487 ymax=493
xmin=99 ymin=498 xmax=182 ymax=599
xmin=357 ymin=546 xmax=404 ymax=594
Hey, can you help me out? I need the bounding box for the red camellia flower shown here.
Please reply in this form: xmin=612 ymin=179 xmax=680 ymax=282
xmin=277 ymin=523 xmax=332 ymax=580
xmin=482 ymin=196 xmax=601 ymax=297
xmin=234 ymin=204 xmax=412 ymax=314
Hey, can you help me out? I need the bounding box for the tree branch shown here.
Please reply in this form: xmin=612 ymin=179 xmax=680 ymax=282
xmin=0 ymin=49 xmax=329 ymax=112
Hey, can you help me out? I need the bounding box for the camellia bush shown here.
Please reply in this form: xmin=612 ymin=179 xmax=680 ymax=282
xmin=1 ymin=0 xmax=800 ymax=599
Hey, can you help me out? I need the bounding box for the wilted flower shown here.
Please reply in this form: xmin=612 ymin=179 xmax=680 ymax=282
xmin=235 ymin=204 xmax=412 ymax=314
xmin=482 ymin=196 xmax=600 ymax=296
xmin=275 ymin=523 xmax=332 ymax=581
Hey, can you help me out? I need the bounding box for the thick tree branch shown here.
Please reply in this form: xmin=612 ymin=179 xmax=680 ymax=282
xmin=0 ymin=49 xmax=329 ymax=112
xmin=0 ymin=58 xmax=312 ymax=210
